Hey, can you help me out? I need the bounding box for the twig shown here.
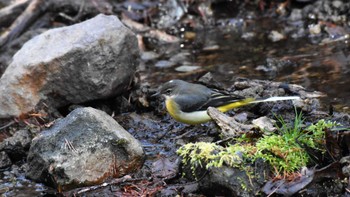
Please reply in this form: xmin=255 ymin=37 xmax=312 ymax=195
xmin=0 ymin=120 xmax=16 ymax=131
xmin=266 ymin=180 xmax=285 ymax=197
xmin=58 ymin=0 xmax=85 ymax=22
xmin=0 ymin=0 xmax=50 ymax=48
xmin=74 ymin=175 xmax=135 ymax=195
xmin=64 ymin=138 xmax=78 ymax=154
xmin=0 ymin=0 xmax=30 ymax=27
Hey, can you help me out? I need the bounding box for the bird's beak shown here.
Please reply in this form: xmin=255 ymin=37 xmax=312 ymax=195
xmin=151 ymin=91 xmax=161 ymax=98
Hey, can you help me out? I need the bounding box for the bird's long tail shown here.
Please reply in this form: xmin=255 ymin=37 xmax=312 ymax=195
xmin=250 ymin=96 xmax=301 ymax=104
xmin=217 ymin=96 xmax=300 ymax=112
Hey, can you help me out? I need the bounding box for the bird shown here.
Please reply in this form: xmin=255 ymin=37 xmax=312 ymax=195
xmin=152 ymin=79 xmax=301 ymax=125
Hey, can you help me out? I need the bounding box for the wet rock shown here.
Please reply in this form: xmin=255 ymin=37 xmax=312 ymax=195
xmin=0 ymin=129 xmax=32 ymax=162
xmin=308 ymin=23 xmax=322 ymax=35
xmin=0 ymin=14 xmax=139 ymax=118
xmin=199 ymin=165 xmax=265 ymax=196
xmin=202 ymin=44 xmax=220 ymax=51
xmin=289 ymin=9 xmax=303 ymax=22
xmin=302 ymin=0 xmax=350 ymax=25
xmin=256 ymin=58 xmax=296 ymax=77
xmin=26 ymin=107 xmax=144 ymax=190
xmin=241 ymin=32 xmax=256 ymax=41
xmin=0 ymin=163 xmax=54 ymax=196
xmin=155 ymin=60 xmax=176 ymax=68
xmin=0 ymin=151 xmax=12 ymax=168
xmin=156 ymin=0 xmax=186 ymax=29
xmin=140 ymin=51 xmax=160 ymax=61
xmin=169 ymin=51 xmax=191 ymax=64
xmin=340 ymin=156 xmax=350 ymax=176
xmin=233 ymin=112 xmax=249 ymax=123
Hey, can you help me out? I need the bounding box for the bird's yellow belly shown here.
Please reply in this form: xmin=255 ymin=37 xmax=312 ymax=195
xmin=165 ymin=98 xmax=211 ymax=125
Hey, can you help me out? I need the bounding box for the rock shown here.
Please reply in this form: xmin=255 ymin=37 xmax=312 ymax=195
xmin=241 ymin=32 xmax=256 ymax=40
xmin=255 ymin=58 xmax=296 ymax=76
xmin=155 ymin=60 xmax=176 ymax=68
xmin=26 ymin=107 xmax=144 ymax=190
xmin=198 ymin=164 xmax=267 ymax=196
xmin=252 ymin=116 xmax=277 ymax=132
xmin=140 ymin=51 xmax=160 ymax=61
xmin=0 ymin=14 xmax=139 ymax=118
xmin=175 ymin=65 xmax=201 ymax=72
xmin=268 ymin=30 xmax=285 ymax=42
xmin=340 ymin=156 xmax=350 ymax=176
xmin=156 ymin=0 xmax=185 ymax=29
xmin=169 ymin=51 xmax=191 ymax=64
xmin=0 ymin=129 xmax=32 ymax=162
xmin=332 ymin=0 xmax=343 ymax=9
xmin=289 ymin=9 xmax=303 ymax=22
xmin=0 ymin=151 xmax=12 ymax=168
xmin=0 ymin=28 xmax=47 ymax=76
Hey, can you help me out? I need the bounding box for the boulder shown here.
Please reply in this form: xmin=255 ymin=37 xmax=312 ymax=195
xmin=0 ymin=14 xmax=139 ymax=118
xmin=26 ymin=107 xmax=144 ymax=190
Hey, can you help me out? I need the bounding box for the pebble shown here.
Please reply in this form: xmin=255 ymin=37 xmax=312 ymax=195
xmin=268 ymin=30 xmax=285 ymax=42
xmin=141 ymin=51 xmax=160 ymax=61
xmin=155 ymin=60 xmax=176 ymax=68
xmin=175 ymin=65 xmax=200 ymax=72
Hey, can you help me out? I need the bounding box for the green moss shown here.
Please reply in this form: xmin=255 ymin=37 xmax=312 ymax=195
xmin=177 ymin=111 xmax=340 ymax=178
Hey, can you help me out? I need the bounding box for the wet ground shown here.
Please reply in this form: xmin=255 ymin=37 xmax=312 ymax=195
xmin=0 ymin=0 xmax=349 ymax=196
xmin=142 ymin=16 xmax=350 ymax=113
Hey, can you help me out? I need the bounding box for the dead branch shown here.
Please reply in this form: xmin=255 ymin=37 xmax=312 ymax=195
xmin=0 ymin=0 xmax=49 ymax=48
xmin=0 ymin=0 xmax=29 ymax=27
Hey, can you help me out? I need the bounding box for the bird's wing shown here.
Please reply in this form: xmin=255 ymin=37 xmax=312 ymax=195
xmin=195 ymin=90 xmax=246 ymax=111
xmin=174 ymin=93 xmax=210 ymax=112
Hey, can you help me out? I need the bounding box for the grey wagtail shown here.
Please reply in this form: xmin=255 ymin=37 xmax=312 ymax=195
xmin=153 ymin=80 xmax=300 ymax=125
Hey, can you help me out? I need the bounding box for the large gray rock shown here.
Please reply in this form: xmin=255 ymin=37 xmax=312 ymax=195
xmin=26 ymin=107 xmax=144 ymax=190
xmin=0 ymin=14 xmax=139 ymax=118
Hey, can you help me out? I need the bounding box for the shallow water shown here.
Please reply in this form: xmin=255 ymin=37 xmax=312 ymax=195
xmin=145 ymin=17 xmax=350 ymax=113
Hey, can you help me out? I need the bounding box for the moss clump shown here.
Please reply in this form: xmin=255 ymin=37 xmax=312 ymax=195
xmin=177 ymin=112 xmax=339 ymax=177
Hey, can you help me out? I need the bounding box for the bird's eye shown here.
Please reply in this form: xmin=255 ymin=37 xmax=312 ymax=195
xmin=165 ymin=89 xmax=172 ymax=95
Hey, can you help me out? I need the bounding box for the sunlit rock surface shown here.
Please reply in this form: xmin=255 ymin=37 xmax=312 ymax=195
xmin=0 ymin=14 xmax=139 ymax=118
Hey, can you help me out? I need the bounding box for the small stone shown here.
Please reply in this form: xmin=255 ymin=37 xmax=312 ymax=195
xmin=141 ymin=51 xmax=160 ymax=61
xmin=309 ymin=23 xmax=321 ymax=35
xmin=241 ymin=32 xmax=256 ymax=40
xmin=268 ymin=30 xmax=285 ymax=42
xmin=202 ymin=44 xmax=220 ymax=51
xmin=0 ymin=151 xmax=12 ymax=168
xmin=332 ymin=1 xmax=342 ymax=8
xmin=184 ymin=31 xmax=196 ymax=40
xmin=289 ymin=9 xmax=302 ymax=21
xmin=234 ymin=112 xmax=248 ymax=123
xmin=155 ymin=60 xmax=176 ymax=68
xmin=175 ymin=65 xmax=201 ymax=72
xmin=169 ymin=51 xmax=190 ymax=63
xmin=252 ymin=116 xmax=277 ymax=132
